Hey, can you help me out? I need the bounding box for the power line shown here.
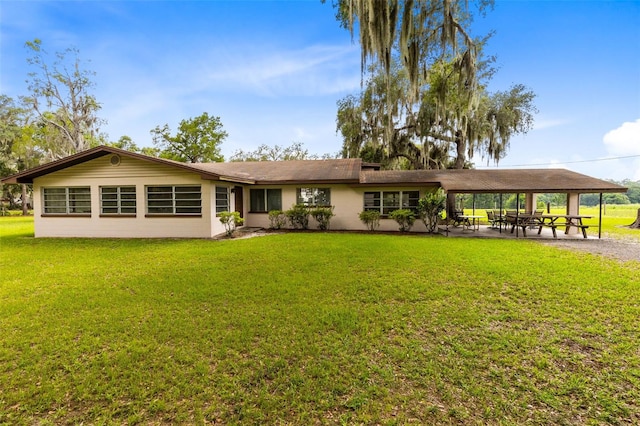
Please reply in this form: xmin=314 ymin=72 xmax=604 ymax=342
xmin=477 ymin=154 xmax=640 ymax=168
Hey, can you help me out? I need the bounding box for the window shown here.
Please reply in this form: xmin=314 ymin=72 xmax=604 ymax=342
xmin=215 ymin=186 xmax=229 ymax=214
xmin=43 ymin=187 xmax=91 ymax=215
xmin=100 ymin=186 xmax=136 ymax=215
xmin=364 ymin=190 xmax=420 ymax=216
xmin=296 ymin=187 xmax=331 ymax=207
xmin=250 ymin=188 xmax=282 ymax=212
xmin=146 ymin=185 xmax=201 ymax=215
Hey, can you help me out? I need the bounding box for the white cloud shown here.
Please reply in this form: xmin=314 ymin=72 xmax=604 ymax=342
xmin=202 ymin=44 xmax=360 ymax=97
xmin=603 ymin=118 xmax=640 ymax=155
xmin=533 ymin=117 xmax=571 ymax=131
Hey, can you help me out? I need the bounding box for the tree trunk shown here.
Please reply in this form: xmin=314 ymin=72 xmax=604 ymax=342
xmin=454 ymin=130 xmax=466 ymax=169
xmin=630 ymin=208 xmax=640 ymax=229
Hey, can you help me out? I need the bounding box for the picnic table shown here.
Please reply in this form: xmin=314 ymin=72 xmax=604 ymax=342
xmin=505 ymin=212 xmax=539 ymax=237
xmin=506 ymin=212 xmax=592 ymax=238
xmin=538 ymin=214 xmax=592 ymax=238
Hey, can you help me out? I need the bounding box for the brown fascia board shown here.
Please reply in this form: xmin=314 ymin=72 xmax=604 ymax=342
xmin=446 ymin=187 xmax=629 ymax=194
xmin=0 ymin=145 xmax=224 ymax=184
xmin=254 ymin=178 xmax=361 ymax=186
xmin=217 ymin=175 xmax=256 ymax=185
xmin=350 ymin=181 xmax=442 ymax=188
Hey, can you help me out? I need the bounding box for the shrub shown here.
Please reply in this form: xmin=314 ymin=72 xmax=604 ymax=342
xmin=418 ymin=189 xmax=447 ymax=233
xmin=268 ymin=210 xmax=287 ymax=230
xmin=218 ymin=211 xmax=244 ymax=237
xmin=359 ymin=210 xmax=380 ymax=231
xmin=310 ymin=207 xmax=334 ymax=230
xmin=285 ymin=204 xmax=310 ymax=229
xmin=389 ymin=209 xmax=416 ymax=232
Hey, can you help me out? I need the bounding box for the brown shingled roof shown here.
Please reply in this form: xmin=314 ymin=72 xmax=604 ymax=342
xmin=192 ymin=158 xmax=362 ymax=184
xmin=1 ymin=146 xmax=627 ymax=194
xmin=359 ymin=168 xmax=626 ymax=193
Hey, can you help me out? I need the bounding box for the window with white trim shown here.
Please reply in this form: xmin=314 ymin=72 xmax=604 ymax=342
xmin=249 ymin=188 xmax=282 ymax=212
xmin=296 ymin=187 xmax=331 ymax=207
xmin=364 ymin=190 xmax=420 ymax=216
xmin=43 ymin=187 xmax=91 ymax=215
xmin=100 ymin=186 xmax=136 ymax=215
xmin=215 ymin=186 xmax=229 ymax=214
xmin=146 ymin=185 xmax=201 ymax=215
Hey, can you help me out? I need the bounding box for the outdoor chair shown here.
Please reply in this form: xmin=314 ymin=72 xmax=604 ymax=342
xmin=494 ymin=209 xmax=507 ymax=230
xmin=451 ymin=210 xmax=470 ymax=228
xmin=487 ymin=210 xmax=500 ymax=229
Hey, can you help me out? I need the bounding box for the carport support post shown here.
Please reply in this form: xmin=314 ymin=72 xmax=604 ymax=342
xmin=499 ymin=193 xmax=503 ymax=234
xmin=515 ymin=193 xmax=520 ymax=237
xmin=598 ymin=193 xmax=603 ymax=239
xmin=566 ymin=192 xmax=580 ymax=235
xmin=525 ymin=193 xmax=537 ymax=213
xmin=446 ymin=192 xmax=456 ymax=219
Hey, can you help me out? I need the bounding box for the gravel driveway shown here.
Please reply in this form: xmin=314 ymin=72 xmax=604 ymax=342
xmin=538 ymin=238 xmax=640 ymax=263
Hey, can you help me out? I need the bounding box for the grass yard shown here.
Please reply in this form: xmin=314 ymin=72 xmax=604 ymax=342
xmin=579 ymin=204 xmax=640 ymax=241
xmin=1 ymin=216 xmax=639 ymax=425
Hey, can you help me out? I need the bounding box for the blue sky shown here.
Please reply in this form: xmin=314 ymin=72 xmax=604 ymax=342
xmin=1 ymin=0 xmax=639 ymax=181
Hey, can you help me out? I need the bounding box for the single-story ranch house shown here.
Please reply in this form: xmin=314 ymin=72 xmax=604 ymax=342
xmin=1 ymin=146 xmax=627 ymax=238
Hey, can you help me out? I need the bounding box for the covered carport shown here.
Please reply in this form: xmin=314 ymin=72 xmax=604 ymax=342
xmin=433 ymin=168 xmax=628 ymax=238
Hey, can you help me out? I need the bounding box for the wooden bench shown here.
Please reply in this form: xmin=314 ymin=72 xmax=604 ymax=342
xmin=566 ymin=223 xmax=590 ymax=238
xmin=536 ymin=221 xmax=559 ymax=238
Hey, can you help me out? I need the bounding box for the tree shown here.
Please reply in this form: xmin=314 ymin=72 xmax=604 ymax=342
xmin=150 ymin=112 xmax=226 ymax=163
xmin=331 ymin=0 xmax=536 ymax=173
xmin=630 ymin=208 xmax=640 ymax=229
xmin=337 ymin=60 xmax=536 ymax=170
xmin=21 ymin=39 xmax=103 ymax=160
xmin=333 ymin=0 xmax=487 ymax=98
xmin=229 ymin=142 xmax=331 ymax=162
xmin=108 ymin=135 xmax=139 ymax=152
xmin=622 ymin=179 xmax=640 ymax=204
xmin=0 ymin=95 xmax=42 ymax=214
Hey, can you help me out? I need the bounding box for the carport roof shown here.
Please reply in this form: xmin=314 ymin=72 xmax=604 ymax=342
xmin=359 ymin=168 xmax=627 ymax=193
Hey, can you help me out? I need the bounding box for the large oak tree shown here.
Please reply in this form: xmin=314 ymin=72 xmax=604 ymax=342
xmin=150 ymin=112 xmax=227 ymax=163
xmin=21 ymin=39 xmax=104 ymax=160
xmin=332 ymin=0 xmax=536 ymax=170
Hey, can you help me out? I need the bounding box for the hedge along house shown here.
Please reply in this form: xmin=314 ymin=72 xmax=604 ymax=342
xmin=1 ymin=146 xmax=627 ymax=238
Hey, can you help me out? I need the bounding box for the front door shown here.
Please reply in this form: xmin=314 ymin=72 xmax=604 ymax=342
xmin=234 ymin=186 xmax=244 ymax=218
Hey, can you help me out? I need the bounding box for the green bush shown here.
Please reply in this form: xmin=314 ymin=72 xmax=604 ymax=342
xmin=359 ymin=210 xmax=381 ymax=231
xmin=285 ymin=204 xmax=310 ymax=229
xmin=310 ymin=207 xmax=334 ymax=230
xmin=389 ymin=209 xmax=416 ymax=232
xmin=218 ymin=211 xmax=244 ymax=237
xmin=268 ymin=210 xmax=287 ymax=230
xmin=418 ymin=189 xmax=446 ymax=233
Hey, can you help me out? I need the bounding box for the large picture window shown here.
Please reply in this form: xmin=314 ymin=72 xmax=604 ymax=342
xmin=364 ymin=190 xmax=419 ymax=216
xmin=100 ymin=186 xmax=136 ymax=215
xmin=146 ymin=185 xmax=201 ymax=215
xmin=296 ymin=187 xmax=331 ymax=207
xmin=43 ymin=187 xmax=91 ymax=215
xmin=250 ymin=188 xmax=282 ymax=212
xmin=215 ymin=186 xmax=229 ymax=214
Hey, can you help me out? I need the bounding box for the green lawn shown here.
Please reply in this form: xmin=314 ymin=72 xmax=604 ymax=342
xmin=1 ymin=216 xmax=639 ymax=425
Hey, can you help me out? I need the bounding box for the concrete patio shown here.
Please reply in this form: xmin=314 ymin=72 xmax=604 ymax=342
xmin=439 ymin=222 xmax=598 ymax=240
